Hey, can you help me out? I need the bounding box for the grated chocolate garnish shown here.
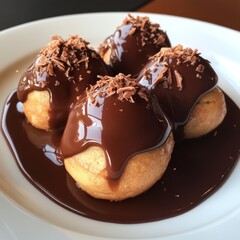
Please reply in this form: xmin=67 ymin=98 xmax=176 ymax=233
xmin=196 ymin=74 xmax=202 ymax=79
xmin=145 ymin=45 xmax=201 ymax=89
xmin=86 ymin=73 xmax=148 ymax=106
xmin=119 ymin=14 xmax=167 ymax=47
xmin=35 ymin=35 xmax=99 ymax=81
xmin=154 ymin=65 xmax=168 ymax=86
xmin=143 ymin=68 xmax=153 ymax=85
xmin=151 ymin=45 xmax=199 ymax=65
xmin=174 ymin=70 xmax=183 ymax=90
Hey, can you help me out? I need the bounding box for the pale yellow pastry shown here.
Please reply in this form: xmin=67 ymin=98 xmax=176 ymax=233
xmin=22 ymin=90 xmax=50 ymax=130
xmin=64 ymin=133 xmax=174 ymax=201
xmin=184 ymin=87 xmax=226 ymax=139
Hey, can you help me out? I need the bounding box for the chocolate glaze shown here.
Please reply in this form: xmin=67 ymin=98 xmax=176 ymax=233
xmin=60 ymin=83 xmax=171 ymax=179
xmin=99 ymin=15 xmax=171 ymax=77
xmin=138 ymin=46 xmax=217 ymax=139
xmin=17 ymin=36 xmax=109 ymax=129
xmin=2 ymin=91 xmax=240 ymax=223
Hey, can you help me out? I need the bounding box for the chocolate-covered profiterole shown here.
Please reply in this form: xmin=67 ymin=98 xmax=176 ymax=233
xmin=138 ymin=44 xmax=225 ymax=139
xmin=17 ymin=35 xmax=109 ymax=130
xmin=61 ymin=73 xmax=172 ymax=179
xmin=98 ymin=14 xmax=171 ymax=77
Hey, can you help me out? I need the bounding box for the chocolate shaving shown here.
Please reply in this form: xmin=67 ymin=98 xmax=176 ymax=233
xmin=143 ymin=68 xmax=153 ymax=85
xmin=196 ymin=64 xmax=205 ymax=73
xmin=86 ymin=73 xmax=148 ymax=106
xmin=196 ymin=73 xmax=202 ymax=79
xmin=153 ymin=66 xmax=168 ymax=86
xmin=119 ymin=14 xmax=168 ymax=47
xmin=151 ymin=45 xmax=199 ymax=65
xmin=35 ymin=35 xmax=98 ymax=82
xmin=174 ymin=70 xmax=183 ymax=90
xmin=144 ymin=45 xmax=202 ymax=90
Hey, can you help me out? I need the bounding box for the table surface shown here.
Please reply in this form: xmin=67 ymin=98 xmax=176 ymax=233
xmin=0 ymin=0 xmax=149 ymax=31
xmin=0 ymin=0 xmax=239 ymax=31
xmin=138 ymin=0 xmax=240 ymax=31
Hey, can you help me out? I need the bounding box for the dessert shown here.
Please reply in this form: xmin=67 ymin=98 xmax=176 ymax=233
xmin=184 ymin=87 xmax=226 ymax=138
xmin=61 ymin=73 xmax=174 ymax=201
xmin=1 ymin=15 xmax=240 ymax=223
xmin=138 ymin=45 xmax=227 ymax=139
xmin=17 ymin=35 xmax=109 ymax=131
xmin=98 ymin=14 xmax=171 ymax=77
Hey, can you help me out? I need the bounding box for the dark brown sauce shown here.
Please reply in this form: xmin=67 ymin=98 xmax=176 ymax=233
xmin=2 ymin=91 xmax=240 ymax=223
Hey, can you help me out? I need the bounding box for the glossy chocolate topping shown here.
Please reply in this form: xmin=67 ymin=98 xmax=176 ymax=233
xmin=138 ymin=45 xmax=218 ymax=137
xmin=2 ymin=91 xmax=240 ymax=223
xmin=60 ymin=74 xmax=171 ymax=179
xmin=98 ymin=14 xmax=171 ymax=77
xmin=17 ymin=35 xmax=109 ymax=129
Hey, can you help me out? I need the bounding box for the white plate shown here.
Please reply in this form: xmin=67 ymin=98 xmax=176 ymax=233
xmin=0 ymin=12 xmax=240 ymax=240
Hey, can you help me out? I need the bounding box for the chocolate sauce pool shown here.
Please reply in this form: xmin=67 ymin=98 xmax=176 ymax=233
xmin=2 ymin=91 xmax=240 ymax=223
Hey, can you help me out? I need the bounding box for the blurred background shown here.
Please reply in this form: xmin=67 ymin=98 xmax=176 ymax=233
xmin=0 ymin=0 xmax=148 ymax=30
xmin=0 ymin=0 xmax=239 ymax=31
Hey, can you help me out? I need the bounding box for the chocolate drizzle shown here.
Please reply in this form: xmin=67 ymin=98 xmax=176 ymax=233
xmin=138 ymin=45 xmax=218 ymax=138
xmin=17 ymin=35 xmax=109 ymax=129
xmin=98 ymin=14 xmax=171 ymax=77
xmin=60 ymin=74 xmax=171 ymax=179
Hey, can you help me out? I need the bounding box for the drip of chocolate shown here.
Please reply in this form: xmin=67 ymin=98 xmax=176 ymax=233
xmin=138 ymin=45 xmax=218 ymax=139
xmin=98 ymin=14 xmax=171 ymax=77
xmin=17 ymin=35 xmax=109 ymax=129
xmin=60 ymin=74 xmax=171 ymax=179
